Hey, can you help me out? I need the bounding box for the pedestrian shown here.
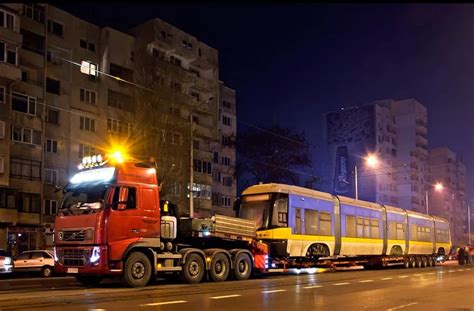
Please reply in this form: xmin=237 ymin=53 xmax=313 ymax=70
xmin=458 ymin=246 xmax=465 ymax=265
xmin=465 ymin=246 xmax=471 ymax=265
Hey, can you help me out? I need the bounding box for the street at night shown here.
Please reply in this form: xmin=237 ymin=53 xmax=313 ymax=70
xmin=0 ymin=263 xmax=473 ymax=310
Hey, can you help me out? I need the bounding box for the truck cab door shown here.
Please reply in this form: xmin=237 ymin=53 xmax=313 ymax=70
xmin=107 ymin=186 xmax=141 ymax=260
xmin=140 ymin=187 xmax=160 ymax=239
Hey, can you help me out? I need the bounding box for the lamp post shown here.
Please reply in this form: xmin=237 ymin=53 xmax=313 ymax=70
xmin=355 ymin=153 xmax=379 ymax=200
xmin=189 ymin=95 xmax=215 ymax=218
xmin=425 ymin=182 xmax=443 ymax=215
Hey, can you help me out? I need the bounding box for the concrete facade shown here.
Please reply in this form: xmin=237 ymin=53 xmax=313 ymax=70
xmin=325 ymin=99 xmax=428 ymax=212
xmin=0 ymin=4 xmax=236 ymax=253
xmin=428 ymin=148 xmax=468 ymax=247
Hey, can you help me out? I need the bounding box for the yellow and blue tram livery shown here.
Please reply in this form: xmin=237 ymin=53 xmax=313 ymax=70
xmin=238 ymin=183 xmax=451 ymax=269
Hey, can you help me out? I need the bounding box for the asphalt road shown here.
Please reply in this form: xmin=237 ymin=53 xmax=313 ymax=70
xmin=0 ymin=262 xmax=472 ymax=311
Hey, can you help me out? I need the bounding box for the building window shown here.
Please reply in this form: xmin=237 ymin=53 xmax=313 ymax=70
xmin=171 ymin=132 xmax=182 ymax=145
xmin=80 ymin=116 xmax=96 ymax=132
xmin=221 ymin=156 xmax=231 ymax=166
xmin=181 ymin=40 xmax=193 ymax=49
xmin=22 ymin=4 xmax=45 ymax=23
xmin=80 ymin=88 xmax=96 ymax=104
xmin=169 ymin=55 xmax=182 ymax=67
xmin=107 ymin=118 xmax=119 ymax=133
xmin=190 ymin=183 xmax=211 ymax=200
xmin=19 ymin=192 xmax=40 ymax=213
xmin=0 ymin=121 xmax=4 ymax=139
xmin=160 ymin=30 xmax=173 ymax=41
xmin=212 ymin=169 xmax=221 ymax=183
xmin=0 ymin=41 xmax=18 ymax=65
xmin=193 ymin=140 xmax=199 ymax=150
xmin=222 ymin=135 xmax=233 ymax=148
xmin=0 ymin=10 xmax=15 ymax=30
xmin=222 ymin=115 xmax=231 ymax=126
xmin=47 ymin=20 xmax=63 ymax=37
xmin=221 ymin=196 xmax=231 ymax=207
xmin=222 ymin=100 xmax=232 ymax=109
xmin=44 ymin=169 xmax=58 ymax=185
xmin=0 ymin=187 xmax=16 ymax=209
xmin=213 ymin=151 xmax=219 ymax=163
xmin=79 ymin=144 xmax=96 ymax=158
xmin=45 ymin=138 xmax=58 ymax=153
xmin=11 ymin=92 xmax=36 ymax=115
xmin=222 ymin=176 xmax=233 ymax=187
xmin=190 ymin=91 xmax=200 ymax=101
xmin=0 ymin=86 xmax=4 ymax=104
xmin=193 ymin=159 xmax=212 ymax=175
xmin=11 ymin=126 xmax=41 ymax=145
xmin=46 ymin=108 xmax=59 ymax=125
xmin=79 ymin=39 xmax=95 ymax=52
xmin=10 ymin=158 xmax=41 ymax=181
xmin=43 ymin=199 xmax=58 ymax=215
xmin=46 ymin=78 xmax=60 ymax=95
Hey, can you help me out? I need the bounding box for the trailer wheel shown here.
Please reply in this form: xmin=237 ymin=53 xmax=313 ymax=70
xmin=432 ymin=256 xmax=437 ymax=267
xmin=122 ymin=252 xmax=152 ymax=288
xmin=414 ymin=256 xmax=422 ymax=268
xmin=421 ymin=256 xmax=428 ymax=268
xmin=403 ymin=257 xmax=410 ymax=269
xmin=209 ymin=253 xmax=230 ymax=282
xmin=233 ymin=253 xmax=252 ymax=281
xmin=409 ymin=256 xmax=416 ymax=268
xmin=75 ymin=275 xmax=103 ymax=287
xmin=180 ymin=253 xmax=205 ymax=284
xmin=426 ymin=256 xmax=432 ymax=267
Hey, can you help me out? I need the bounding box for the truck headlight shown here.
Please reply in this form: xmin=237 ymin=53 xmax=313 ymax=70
xmin=90 ymin=246 xmax=100 ymax=264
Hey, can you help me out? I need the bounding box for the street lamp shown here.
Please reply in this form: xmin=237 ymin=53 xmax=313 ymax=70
xmin=355 ymin=153 xmax=379 ymax=200
xmin=425 ymin=182 xmax=443 ymax=215
xmin=189 ymin=95 xmax=215 ymax=218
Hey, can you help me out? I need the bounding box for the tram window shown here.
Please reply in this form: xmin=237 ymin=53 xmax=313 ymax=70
xmin=370 ymin=219 xmax=379 ymax=238
xmin=396 ymin=223 xmax=404 ymax=240
xmin=319 ymin=212 xmax=332 ymax=236
xmin=295 ymin=208 xmax=302 ymax=234
xmin=305 ymin=209 xmax=318 ymax=235
xmin=411 ymin=224 xmax=417 ymax=240
xmin=389 ymin=222 xmax=396 ymax=239
xmin=346 ymin=215 xmax=356 ymax=237
xmin=272 ymin=198 xmax=288 ymax=227
xmin=356 ymin=218 xmax=364 ymax=237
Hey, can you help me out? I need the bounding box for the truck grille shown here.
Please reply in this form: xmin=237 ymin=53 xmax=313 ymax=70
xmin=62 ymin=229 xmax=88 ymax=242
xmin=61 ymin=249 xmax=89 ymax=267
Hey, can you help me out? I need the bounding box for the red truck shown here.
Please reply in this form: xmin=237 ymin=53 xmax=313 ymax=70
xmin=53 ymin=152 xmax=267 ymax=287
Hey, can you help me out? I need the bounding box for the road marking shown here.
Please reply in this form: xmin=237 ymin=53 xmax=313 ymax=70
xmin=448 ymin=270 xmax=456 ymax=272
xmin=386 ymin=302 xmax=418 ymax=310
xmin=438 ymin=271 xmax=446 ymax=274
xmin=358 ymin=280 xmax=374 ymax=283
xmin=457 ymin=269 xmax=464 ymax=272
xmin=140 ymin=300 xmax=187 ymax=306
xmin=303 ymin=285 xmax=323 ymax=289
xmin=210 ymin=294 xmax=241 ymax=300
xmin=466 ymin=268 xmax=471 ymax=271
xmin=333 ymin=282 xmax=350 ymax=286
xmin=413 ymin=274 xmax=423 ymax=276
xmin=426 ymin=272 xmax=435 ymax=275
xmin=381 ymin=277 xmax=393 ymax=280
xmin=398 ymin=275 xmax=409 ymax=278
xmin=262 ymin=289 xmax=286 ymax=293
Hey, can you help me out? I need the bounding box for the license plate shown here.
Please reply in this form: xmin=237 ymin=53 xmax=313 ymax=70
xmin=67 ymin=268 xmax=79 ymax=274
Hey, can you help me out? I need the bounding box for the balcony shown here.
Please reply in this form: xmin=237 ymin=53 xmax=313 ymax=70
xmin=17 ymin=212 xmax=40 ymax=225
xmin=0 ymin=62 xmax=21 ymax=81
xmin=194 ymin=124 xmax=215 ymax=139
xmin=0 ymin=208 xmax=17 ymax=223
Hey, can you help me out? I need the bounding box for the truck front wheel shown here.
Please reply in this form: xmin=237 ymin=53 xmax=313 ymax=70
xmin=180 ymin=253 xmax=205 ymax=284
xmin=123 ymin=252 xmax=152 ymax=287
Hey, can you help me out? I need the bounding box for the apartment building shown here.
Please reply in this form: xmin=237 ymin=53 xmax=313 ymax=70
xmin=324 ymin=99 xmax=429 ymax=211
xmin=428 ymin=148 xmax=468 ymax=247
xmin=211 ymin=82 xmax=237 ymax=216
xmin=0 ymin=4 xmax=236 ymax=253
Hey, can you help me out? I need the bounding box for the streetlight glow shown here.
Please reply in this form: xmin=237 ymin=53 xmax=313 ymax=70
xmin=434 ymin=182 xmax=444 ymax=191
xmin=365 ymin=154 xmax=379 ymax=168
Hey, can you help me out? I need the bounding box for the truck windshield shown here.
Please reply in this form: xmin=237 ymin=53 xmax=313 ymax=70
xmin=239 ymin=193 xmax=288 ymax=230
xmin=59 ymin=186 xmax=108 ymax=216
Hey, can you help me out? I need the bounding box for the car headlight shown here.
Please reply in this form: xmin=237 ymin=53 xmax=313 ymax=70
xmin=90 ymin=246 xmax=100 ymax=264
xmin=4 ymin=257 xmax=11 ymax=265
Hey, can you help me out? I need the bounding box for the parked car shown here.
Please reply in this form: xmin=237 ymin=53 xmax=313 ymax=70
xmin=0 ymin=249 xmax=13 ymax=274
xmin=13 ymin=250 xmax=55 ymax=277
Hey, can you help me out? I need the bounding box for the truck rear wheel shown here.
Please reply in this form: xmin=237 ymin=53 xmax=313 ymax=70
xmin=209 ymin=253 xmax=230 ymax=282
xmin=123 ymin=252 xmax=152 ymax=288
xmin=233 ymin=253 xmax=252 ymax=281
xmin=180 ymin=253 xmax=205 ymax=284
xmin=76 ymin=275 xmax=103 ymax=287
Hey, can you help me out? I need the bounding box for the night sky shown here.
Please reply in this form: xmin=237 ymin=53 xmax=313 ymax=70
xmin=56 ymin=3 xmax=474 ymax=196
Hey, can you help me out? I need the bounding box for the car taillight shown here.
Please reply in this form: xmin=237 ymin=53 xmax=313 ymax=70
xmin=0 ymin=256 xmax=4 ymax=260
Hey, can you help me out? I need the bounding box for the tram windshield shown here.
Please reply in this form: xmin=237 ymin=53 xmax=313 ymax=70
xmin=239 ymin=193 xmax=288 ymax=230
